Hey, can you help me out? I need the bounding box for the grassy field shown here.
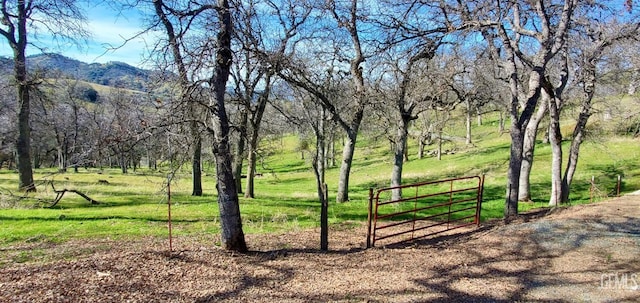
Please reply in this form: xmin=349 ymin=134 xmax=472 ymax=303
xmin=1 ymin=114 xmax=639 ymax=256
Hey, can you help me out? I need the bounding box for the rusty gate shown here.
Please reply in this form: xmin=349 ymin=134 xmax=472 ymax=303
xmin=366 ymin=175 xmax=484 ymax=248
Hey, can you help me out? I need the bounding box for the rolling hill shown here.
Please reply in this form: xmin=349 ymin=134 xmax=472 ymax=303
xmin=0 ymin=53 xmax=156 ymax=92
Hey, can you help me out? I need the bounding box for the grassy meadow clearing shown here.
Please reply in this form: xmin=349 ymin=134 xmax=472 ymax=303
xmin=0 ymin=113 xmax=639 ymax=258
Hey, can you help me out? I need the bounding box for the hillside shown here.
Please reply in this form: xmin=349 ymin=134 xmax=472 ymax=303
xmin=0 ymin=53 xmax=156 ymax=92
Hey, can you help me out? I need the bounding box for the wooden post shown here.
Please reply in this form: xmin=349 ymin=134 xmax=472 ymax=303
xmin=590 ymin=176 xmax=595 ymax=203
xmin=366 ymin=188 xmax=373 ymax=249
xmin=167 ymin=174 xmax=173 ymax=256
xmin=476 ymin=174 xmax=485 ymax=225
xmin=617 ymin=175 xmax=621 ymax=197
xmin=320 ymin=183 xmax=328 ymax=251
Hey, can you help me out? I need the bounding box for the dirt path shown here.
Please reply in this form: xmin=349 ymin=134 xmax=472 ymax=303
xmin=1 ymin=195 xmax=639 ymax=302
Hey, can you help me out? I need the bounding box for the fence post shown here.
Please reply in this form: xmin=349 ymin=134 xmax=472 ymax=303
xmin=590 ymin=176 xmax=595 ymax=203
xmin=476 ymin=174 xmax=485 ymax=225
xmin=320 ymin=183 xmax=328 ymax=251
xmin=366 ymin=188 xmax=373 ymax=249
xmin=617 ymin=175 xmax=621 ymax=197
xmin=167 ymin=173 xmax=173 ymax=256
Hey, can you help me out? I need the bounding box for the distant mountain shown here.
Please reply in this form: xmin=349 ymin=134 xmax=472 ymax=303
xmin=0 ymin=53 xmax=157 ymax=92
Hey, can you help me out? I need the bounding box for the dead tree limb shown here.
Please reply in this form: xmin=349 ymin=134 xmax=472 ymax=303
xmin=47 ymin=181 xmax=100 ymax=208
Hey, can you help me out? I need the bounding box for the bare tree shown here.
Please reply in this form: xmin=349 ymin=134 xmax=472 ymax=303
xmin=275 ymin=0 xmax=373 ymax=202
xmin=373 ymin=39 xmax=441 ymax=200
xmin=0 ymin=71 xmax=16 ymax=169
xmin=232 ymin=0 xmax=312 ymax=198
xmin=151 ymin=0 xmax=208 ymax=196
xmin=456 ymin=0 xmax=577 ymax=218
xmin=100 ymin=89 xmax=148 ymax=174
xmin=550 ymin=3 xmax=640 ymax=204
xmin=270 ymin=79 xmax=333 ymax=251
xmin=0 ymin=0 xmax=88 ymax=191
xmin=325 ymin=0 xmax=369 ymax=203
xmin=30 ymin=77 xmax=90 ymax=172
xmin=146 ymin=0 xmax=247 ymax=252
xmin=207 ymin=0 xmax=247 ymax=252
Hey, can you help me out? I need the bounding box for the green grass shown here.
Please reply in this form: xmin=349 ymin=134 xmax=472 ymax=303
xmin=1 ymin=113 xmax=639 ymax=252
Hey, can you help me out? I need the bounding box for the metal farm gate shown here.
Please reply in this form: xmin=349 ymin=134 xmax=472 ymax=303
xmin=366 ymin=175 xmax=484 ymax=248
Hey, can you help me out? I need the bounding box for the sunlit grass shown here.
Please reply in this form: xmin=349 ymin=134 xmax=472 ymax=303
xmin=0 ymin=112 xmax=639 ymax=250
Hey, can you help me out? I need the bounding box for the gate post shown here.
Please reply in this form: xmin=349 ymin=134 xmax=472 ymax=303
xmin=475 ymin=174 xmax=485 ymax=225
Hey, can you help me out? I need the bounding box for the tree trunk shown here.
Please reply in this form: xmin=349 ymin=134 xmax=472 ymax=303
xmin=319 ymin=182 xmax=328 ymax=251
xmin=465 ymin=100 xmax=472 ymax=145
xmin=329 ymin=131 xmax=336 ymax=167
xmin=548 ymin=95 xmax=563 ymax=206
xmin=391 ymin=118 xmax=409 ymax=201
xmin=629 ymin=69 xmax=639 ymax=95
xmin=14 ymin=43 xmax=35 ymax=192
xmin=336 ymin=0 xmax=366 ymax=203
xmin=57 ymin=147 xmax=66 ymax=172
xmin=336 ymin=131 xmax=357 ymax=202
xmin=562 ymin=62 xmax=596 ymax=203
xmin=505 ymin=121 xmax=524 ymax=218
xmin=214 ymin=145 xmax=247 ymax=252
xmin=518 ymin=98 xmax=548 ymax=202
xmin=437 ymin=127 xmax=443 ymax=161
xmin=211 ymin=0 xmax=247 ymax=252
xmin=498 ymin=111 xmax=505 ymax=133
xmin=504 ymin=64 xmax=528 ymax=218
xmin=192 ymin=135 xmax=203 ymax=196
xmin=311 ymin=109 xmax=327 ymax=251
xmin=313 ymin=144 xmax=328 ymax=251
xmin=233 ymin=109 xmax=247 ymax=194
xmin=244 ymin=139 xmax=257 ymax=199
xmin=154 ymin=0 xmax=204 ymax=196
xmin=244 ymin=73 xmax=271 ymax=199
xmin=119 ymin=151 xmax=128 ymax=174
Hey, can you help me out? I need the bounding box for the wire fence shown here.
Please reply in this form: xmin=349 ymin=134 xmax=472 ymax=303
xmin=590 ymin=175 xmax=622 ymax=203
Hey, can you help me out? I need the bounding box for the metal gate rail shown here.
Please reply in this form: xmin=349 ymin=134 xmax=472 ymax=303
xmin=366 ymin=175 xmax=484 ymax=248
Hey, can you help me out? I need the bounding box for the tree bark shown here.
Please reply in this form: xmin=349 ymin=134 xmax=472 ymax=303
xmin=312 ymin=139 xmax=328 ymax=251
xmin=233 ymin=109 xmax=247 ymax=194
xmin=465 ymin=99 xmax=472 ymax=145
xmin=503 ymin=58 xmax=527 ymax=218
xmin=244 ymin=73 xmax=271 ymax=199
xmin=561 ymin=48 xmax=598 ymax=203
xmin=562 ymin=98 xmax=591 ymax=202
xmin=311 ymin=108 xmax=328 ymax=250
xmin=333 ymin=0 xmax=366 ymax=203
xmin=336 ymin=130 xmax=357 ymax=202
xmin=498 ymin=110 xmax=505 ymax=133
xmin=437 ymin=127 xmax=443 ymax=161
xmin=244 ymin=142 xmax=257 ymax=198
xmin=10 ymin=1 xmax=35 ymax=192
xmin=518 ymin=98 xmax=548 ymax=202
xmin=210 ymin=0 xmax=247 ymax=252
xmin=191 ymin=134 xmax=203 ymax=196
xmin=391 ymin=118 xmax=409 ymax=201
xmin=505 ymin=66 xmax=546 ymax=218
xmin=548 ymin=93 xmax=563 ymax=206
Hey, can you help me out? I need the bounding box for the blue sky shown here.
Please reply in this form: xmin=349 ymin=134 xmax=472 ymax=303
xmin=0 ymin=1 xmax=153 ymax=67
